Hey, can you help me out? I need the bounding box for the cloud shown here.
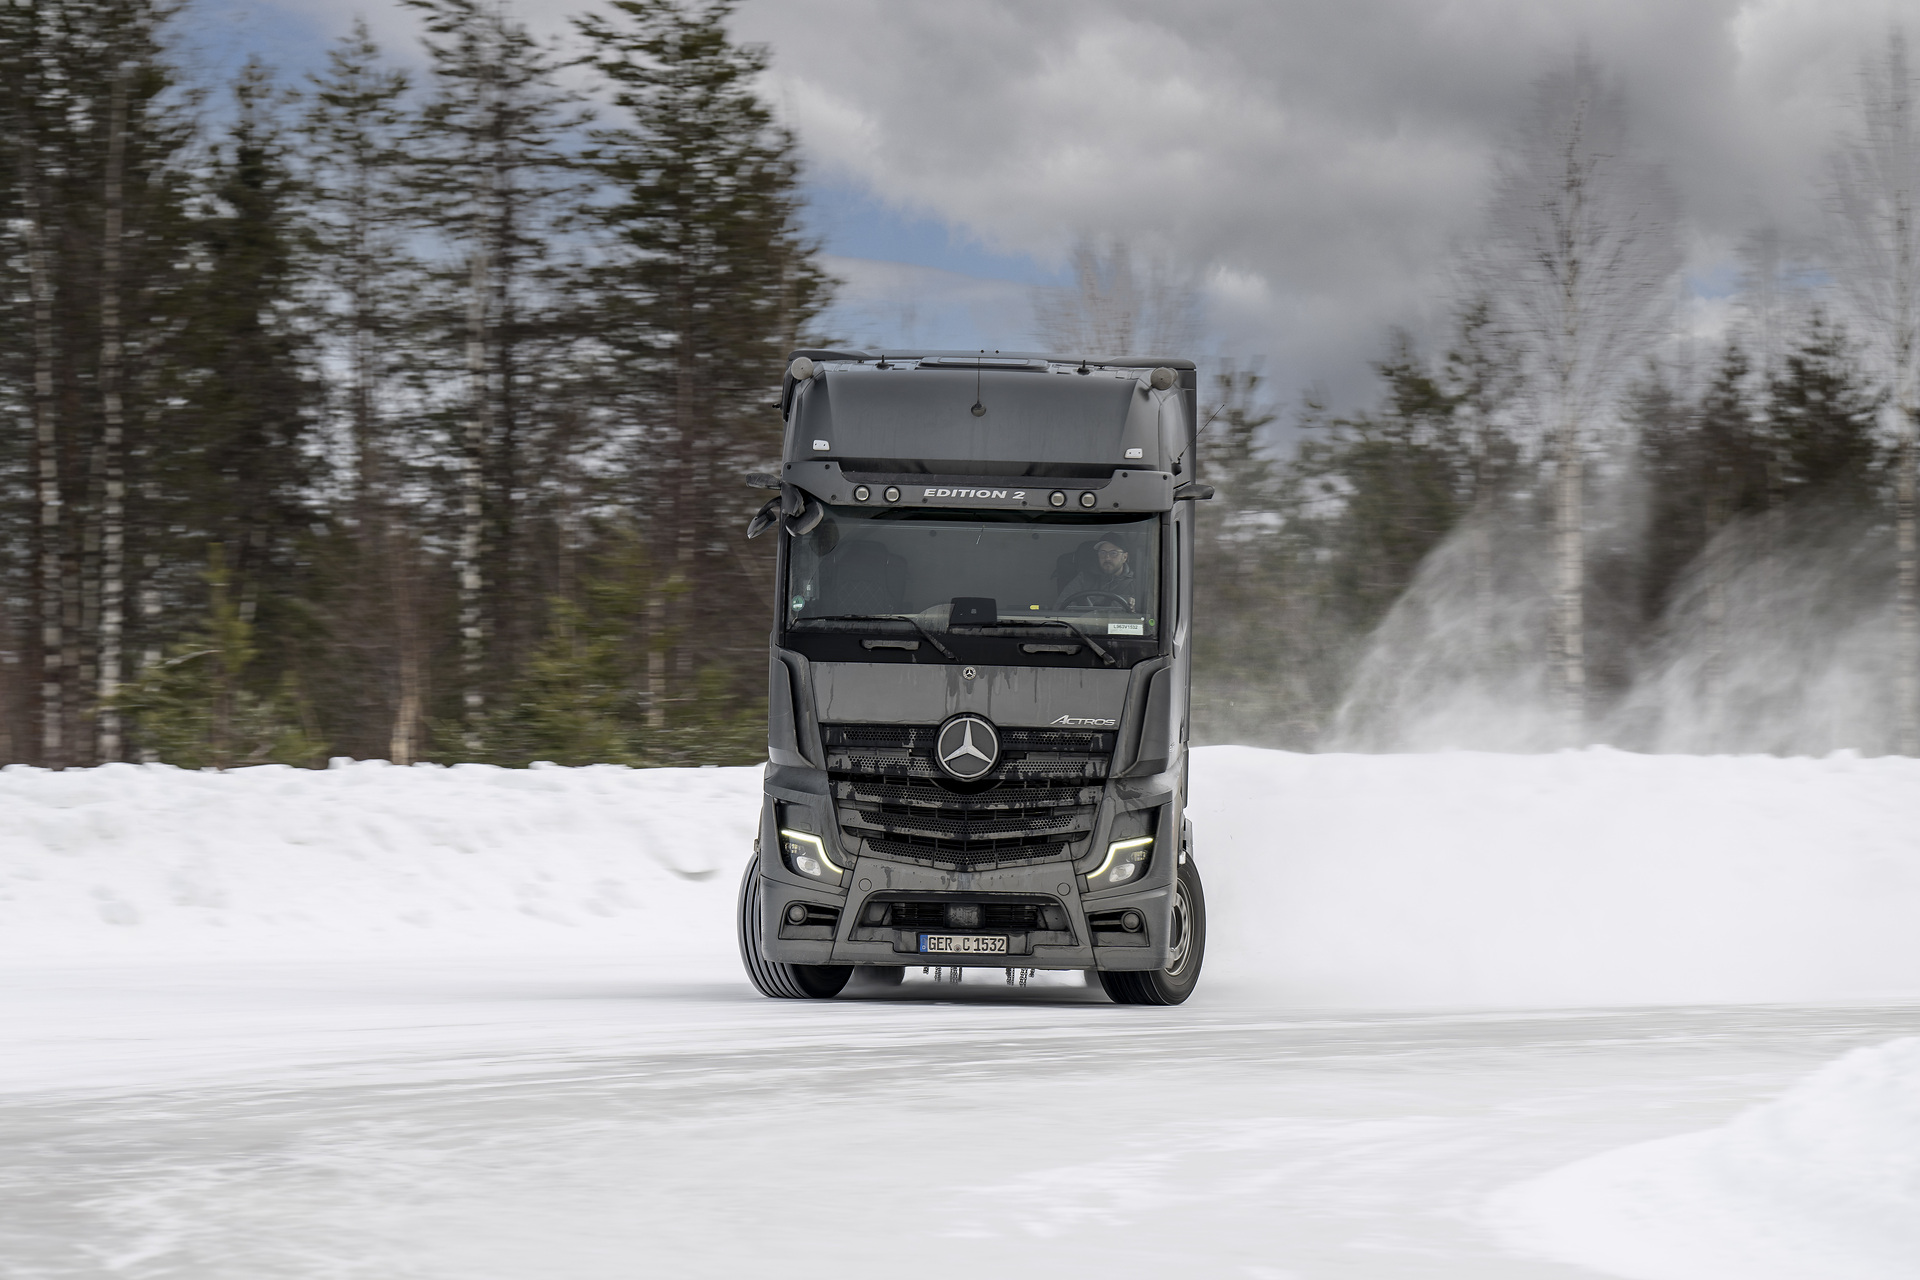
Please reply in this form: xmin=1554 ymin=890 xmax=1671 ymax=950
xmin=734 ymin=0 xmax=1891 ymax=409
xmin=265 ymin=0 xmax=1899 ymax=411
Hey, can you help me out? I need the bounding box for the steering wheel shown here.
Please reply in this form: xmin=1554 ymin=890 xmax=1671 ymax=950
xmin=1059 ymin=590 xmax=1134 ymax=610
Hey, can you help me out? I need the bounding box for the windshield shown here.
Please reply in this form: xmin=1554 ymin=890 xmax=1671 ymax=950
xmin=786 ymin=507 xmax=1160 ymax=640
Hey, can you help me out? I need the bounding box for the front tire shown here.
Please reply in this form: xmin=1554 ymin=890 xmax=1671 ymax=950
xmin=737 ymin=857 xmax=852 ymax=999
xmin=1098 ymin=852 xmax=1206 ymax=1006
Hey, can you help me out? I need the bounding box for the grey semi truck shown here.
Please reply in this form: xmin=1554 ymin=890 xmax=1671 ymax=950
xmin=737 ymin=350 xmax=1210 ymax=1004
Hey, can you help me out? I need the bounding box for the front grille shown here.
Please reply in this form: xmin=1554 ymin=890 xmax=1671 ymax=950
xmin=885 ymin=902 xmax=1045 ymax=930
xmin=824 ymin=723 xmax=1114 ymax=871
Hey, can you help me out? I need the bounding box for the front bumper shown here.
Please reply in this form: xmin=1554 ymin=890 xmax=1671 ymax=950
xmin=759 ymin=763 xmax=1179 ymax=972
xmin=759 ymin=855 xmax=1175 ymax=972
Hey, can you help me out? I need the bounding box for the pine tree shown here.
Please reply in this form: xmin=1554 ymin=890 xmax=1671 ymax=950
xmin=110 ymin=544 xmax=324 ymax=768
xmin=121 ymin=61 xmax=318 ymax=764
xmin=577 ymin=0 xmax=830 ymax=745
xmin=406 ymin=0 xmax=587 ymax=748
xmin=0 ymin=0 xmax=195 ymax=765
xmin=1295 ymin=340 xmax=1474 ymax=635
xmin=1766 ymin=312 xmax=1886 ymax=503
xmin=298 ymin=22 xmax=432 ymax=763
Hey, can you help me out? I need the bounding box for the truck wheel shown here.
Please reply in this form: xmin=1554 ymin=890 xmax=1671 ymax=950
xmin=1098 ymin=854 xmax=1206 ymax=1006
xmin=737 ymin=858 xmax=852 ymax=999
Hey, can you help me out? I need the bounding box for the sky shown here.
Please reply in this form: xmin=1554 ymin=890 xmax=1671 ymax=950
xmin=216 ymin=0 xmax=1908 ymax=416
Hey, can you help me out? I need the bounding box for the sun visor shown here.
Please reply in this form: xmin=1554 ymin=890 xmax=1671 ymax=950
xmin=787 ymin=367 xmax=1161 ymax=472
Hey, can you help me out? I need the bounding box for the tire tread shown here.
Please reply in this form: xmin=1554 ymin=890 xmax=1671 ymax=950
xmin=737 ymin=859 xmax=850 ymax=999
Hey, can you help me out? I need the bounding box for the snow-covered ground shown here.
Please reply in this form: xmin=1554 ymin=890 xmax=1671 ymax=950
xmin=1493 ymin=1034 xmax=1920 ymax=1280
xmin=3 ymin=747 xmax=1918 ymax=1277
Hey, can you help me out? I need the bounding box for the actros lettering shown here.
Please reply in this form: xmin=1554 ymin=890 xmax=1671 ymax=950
xmin=922 ymin=488 xmax=1026 ymax=500
xmin=1051 ymin=714 xmax=1118 ymax=727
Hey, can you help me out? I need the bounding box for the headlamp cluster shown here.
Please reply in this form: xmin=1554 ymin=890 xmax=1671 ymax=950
xmin=1088 ymin=806 xmax=1158 ymax=889
xmin=776 ymin=804 xmax=842 ymax=883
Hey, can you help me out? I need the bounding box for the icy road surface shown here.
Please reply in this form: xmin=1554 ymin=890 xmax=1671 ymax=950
xmin=2 ymin=962 xmax=1915 ymax=1279
xmin=5 ymin=749 xmax=1920 ymax=1275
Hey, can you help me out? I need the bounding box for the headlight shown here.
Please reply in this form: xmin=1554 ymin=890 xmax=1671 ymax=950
xmin=1087 ymin=806 xmax=1157 ymax=888
xmin=779 ymin=828 xmax=843 ymax=881
xmin=1088 ymin=836 xmax=1152 ymax=887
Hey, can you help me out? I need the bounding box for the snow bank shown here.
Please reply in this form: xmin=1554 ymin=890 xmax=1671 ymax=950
xmin=1489 ymin=1036 xmax=1920 ymax=1280
xmin=1195 ymin=746 xmax=1920 ymax=1005
xmin=0 ymin=760 xmax=751 ymax=965
xmin=3 ymin=746 xmax=1919 ymax=1004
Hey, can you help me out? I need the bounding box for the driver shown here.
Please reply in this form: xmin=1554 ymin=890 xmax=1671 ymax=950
xmin=1057 ymin=539 xmax=1138 ymax=611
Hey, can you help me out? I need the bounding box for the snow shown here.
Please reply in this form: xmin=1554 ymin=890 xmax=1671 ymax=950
xmin=1490 ymin=1035 xmax=1920 ymax=1280
xmin=0 ymin=758 xmax=752 ymax=965
xmin=1199 ymin=746 xmax=1920 ymax=1006
xmin=6 ymin=746 xmax=1919 ymax=1004
xmin=4 ymin=746 xmax=1920 ymax=1276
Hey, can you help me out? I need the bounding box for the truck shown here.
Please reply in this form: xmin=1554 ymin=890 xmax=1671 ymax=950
xmin=736 ymin=349 xmax=1211 ymax=1004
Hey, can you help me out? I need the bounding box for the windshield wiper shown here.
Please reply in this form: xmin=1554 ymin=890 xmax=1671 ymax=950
xmin=795 ymin=614 xmax=957 ymax=660
xmin=982 ymin=617 xmax=1117 ymax=666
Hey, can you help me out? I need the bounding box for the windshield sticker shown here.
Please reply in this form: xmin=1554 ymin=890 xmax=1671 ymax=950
xmin=1107 ymin=621 xmax=1145 ymax=635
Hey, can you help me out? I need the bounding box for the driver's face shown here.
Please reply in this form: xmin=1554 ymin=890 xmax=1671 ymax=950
xmin=1096 ymin=542 xmax=1128 ymax=574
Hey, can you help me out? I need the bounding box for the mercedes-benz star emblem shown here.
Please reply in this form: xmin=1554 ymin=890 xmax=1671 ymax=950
xmin=935 ymin=713 xmax=1000 ymax=781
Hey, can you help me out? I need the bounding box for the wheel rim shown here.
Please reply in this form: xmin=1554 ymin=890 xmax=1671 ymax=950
xmin=1164 ymin=879 xmax=1194 ymax=979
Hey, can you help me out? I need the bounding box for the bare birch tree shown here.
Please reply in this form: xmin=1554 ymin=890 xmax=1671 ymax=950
xmin=9 ymin=30 xmax=64 ymax=764
xmin=95 ymin=64 xmax=128 ymax=760
xmin=1031 ymin=235 xmax=1203 ymax=358
xmin=1473 ymin=51 xmax=1680 ymax=742
xmin=1827 ymin=27 xmax=1920 ymax=754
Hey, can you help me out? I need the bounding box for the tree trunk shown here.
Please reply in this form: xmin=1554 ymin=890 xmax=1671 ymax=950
xmin=1898 ymin=417 xmax=1917 ymax=756
xmin=96 ymin=68 xmax=129 ymax=761
xmin=388 ymin=526 xmax=424 ymax=766
xmin=21 ymin=125 xmax=62 ymax=766
xmin=459 ymin=244 xmax=489 ymax=751
xmin=1702 ymin=477 xmax=1728 ymax=719
xmin=1555 ymin=413 xmax=1585 ymax=744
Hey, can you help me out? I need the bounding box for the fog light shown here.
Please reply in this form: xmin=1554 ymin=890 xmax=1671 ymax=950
xmin=1120 ymin=910 xmax=1143 ymax=932
xmin=786 ymin=903 xmax=808 ymax=925
xmin=1079 ymin=491 xmax=1096 ymax=508
xmin=947 ymin=903 xmax=982 ymax=928
xmin=853 ymin=484 xmax=871 ymax=501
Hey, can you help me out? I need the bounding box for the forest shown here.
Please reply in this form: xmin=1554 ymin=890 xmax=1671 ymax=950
xmin=2 ymin=0 xmax=1916 ymax=766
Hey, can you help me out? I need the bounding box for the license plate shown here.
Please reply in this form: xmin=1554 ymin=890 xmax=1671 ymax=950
xmin=920 ymin=934 xmax=1009 ymax=955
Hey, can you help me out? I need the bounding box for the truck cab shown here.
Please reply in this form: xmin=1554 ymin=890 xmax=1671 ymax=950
xmin=736 ymin=350 xmax=1209 ymax=1004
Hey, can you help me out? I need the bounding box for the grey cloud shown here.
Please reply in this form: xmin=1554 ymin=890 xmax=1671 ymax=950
xmin=280 ymin=0 xmax=1895 ymax=411
xmin=735 ymin=0 xmax=1888 ymax=410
